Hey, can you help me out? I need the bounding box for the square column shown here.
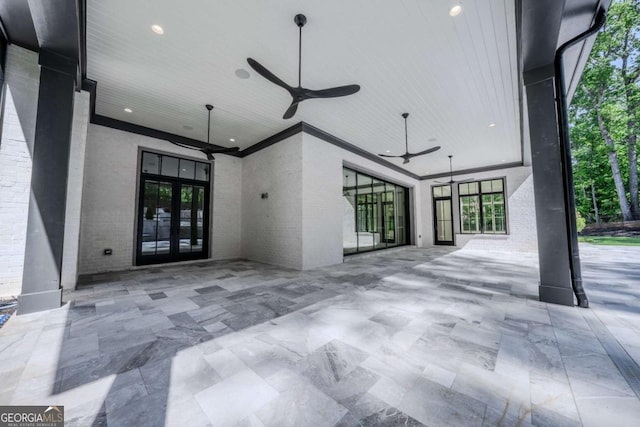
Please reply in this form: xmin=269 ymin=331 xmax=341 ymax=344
xmin=18 ymin=50 xmax=76 ymax=314
xmin=525 ymin=70 xmax=575 ymax=306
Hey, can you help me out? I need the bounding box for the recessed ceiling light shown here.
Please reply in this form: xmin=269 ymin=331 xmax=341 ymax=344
xmin=449 ymin=4 xmax=463 ymax=17
xmin=489 ymin=123 xmax=496 ymax=127
xmin=386 ymin=150 xmax=391 ymax=153
xmin=124 ymin=108 xmax=133 ymax=113
xmin=235 ymin=68 xmax=250 ymax=79
xmin=151 ymin=24 xmax=164 ymax=35
xmin=501 ymin=159 xmax=507 ymax=162
xmin=230 ymin=138 xmax=235 ymax=142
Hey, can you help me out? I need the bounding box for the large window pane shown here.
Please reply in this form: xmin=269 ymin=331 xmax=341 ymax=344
xmin=460 ymin=195 xmax=480 ymax=233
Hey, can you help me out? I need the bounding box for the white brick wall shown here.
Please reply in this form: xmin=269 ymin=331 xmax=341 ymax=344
xmin=60 ymin=91 xmax=91 ymax=289
xmin=421 ymin=166 xmax=538 ymax=252
xmin=212 ymin=151 xmax=242 ymax=260
xmin=241 ymin=134 xmax=304 ymax=269
xmin=78 ymin=124 xmax=242 ymax=275
xmin=0 ymin=46 xmax=40 ymax=297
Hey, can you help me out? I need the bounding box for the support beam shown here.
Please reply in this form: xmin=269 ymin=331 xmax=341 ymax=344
xmin=17 ymin=50 xmax=76 ymax=314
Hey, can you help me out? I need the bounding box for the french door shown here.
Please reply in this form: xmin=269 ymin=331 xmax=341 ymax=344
xmin=137 ymin=178 xmax=209 ymax=265
xmin=433 ymin=185 xmax=454 ymax=246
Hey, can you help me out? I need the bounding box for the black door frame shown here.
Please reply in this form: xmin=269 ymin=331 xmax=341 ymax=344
xmin=433 ymin=190 xmax=455 ymax=246
xmin=136 ymin=174 xmax=210 ymax=265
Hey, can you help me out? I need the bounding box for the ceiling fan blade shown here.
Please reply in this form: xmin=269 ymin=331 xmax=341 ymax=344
xmin=203 ymin=146 xmax=240 ymax=154
xmin=406 ymin=146 xmax=441 ymax=158
xmin=456 ymin=178 xmax=475 ymax=183
xmin=305 ymin=84 xmax=361 ymax=99
xmin=378 ymin=154 xmax=403 ymax=158
xmin=166 ymin=140 xmax=201 ymax=151
xmin=247 ymin=58 xmax=294 ymax=94
xmin=283 ymin=101 xmax=299 ymax=120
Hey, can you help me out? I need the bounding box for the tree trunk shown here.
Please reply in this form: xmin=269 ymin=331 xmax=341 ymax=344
xmin=597 ymin=110 xmax=633 ymax=220
xmin=590 ymin=180 xmax=600 ymax=224
xmin=620 ymin=27 xmax=639 ymax=218
xmin=629 ymin=136 xmax=639 ymax=219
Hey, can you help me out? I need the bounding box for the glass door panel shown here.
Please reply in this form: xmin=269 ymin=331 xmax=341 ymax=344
xmin=434 ymin=199 xmax=454 ymax=245
xmin=383 ymin=186 xmax=396 ymax=245
xmin=141 ymin=180 xmax=173 ymax=256
xmin=396 ymin=186 xmax=407 ymax=246
xmin=138 ymin=177 xmax=208 ymax=264
xmin=343 ymin=170 xmax=358 ymax=254
xmin=179 ymin=186 xmax=194 ymax=253
xmin=179 ymin=185 xmax=205 ymax=253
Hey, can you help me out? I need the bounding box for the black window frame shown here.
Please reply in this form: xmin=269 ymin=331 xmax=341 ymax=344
xmin=136 ymin=150 xmax=212 ymax=265
xmin=458 ymin=178 xmax=508 ymax=235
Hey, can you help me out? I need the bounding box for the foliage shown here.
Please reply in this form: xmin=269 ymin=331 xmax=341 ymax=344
xmin=576 ymin=210 xmax=586 ymax=232
xmin=570 ymin=0 xmax=640 ymax=222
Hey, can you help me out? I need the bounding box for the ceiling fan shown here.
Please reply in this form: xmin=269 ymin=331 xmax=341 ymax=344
xmin=168 ymin=104 xmax=239 ymax=160
xmin=247 ymin=14 xmax=360 ymax=120
xmin=378 ymin=113 xmax=440 ymax=164
xmin=435 ymin=155 xmax=474 ymax=184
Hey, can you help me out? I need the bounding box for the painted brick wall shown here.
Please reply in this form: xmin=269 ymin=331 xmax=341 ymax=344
xmin=241 ymin=134 xmax=304 ymax=269
xmin=60 ymin=91 xmax=91 ymax=289
xmin=421 ymin=166 xmax=538 ymax=252
xmin=78 ymin=124 xmax=242 ymax=275
xmin=301 ymin=133 xmax=423 ymax=269
xmin=0 ymin=46 xmax=40 ymax=297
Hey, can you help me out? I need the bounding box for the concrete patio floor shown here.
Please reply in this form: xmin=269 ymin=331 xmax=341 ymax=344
xmin=1 ymin=245 xmax=639 ymax=426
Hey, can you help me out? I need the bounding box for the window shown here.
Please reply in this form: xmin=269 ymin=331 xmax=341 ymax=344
xmin=343 ymin=167 xmax=410 ymax=254
xmin=459 ymin=178 xmax=506 ymax=234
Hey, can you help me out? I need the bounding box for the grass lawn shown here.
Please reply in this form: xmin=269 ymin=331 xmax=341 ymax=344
xmin=578 ymin=236 xmax=640 ymax=246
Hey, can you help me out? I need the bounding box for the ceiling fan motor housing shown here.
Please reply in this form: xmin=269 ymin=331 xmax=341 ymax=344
xmin=294 ymin=14 xmax=307 ymax=27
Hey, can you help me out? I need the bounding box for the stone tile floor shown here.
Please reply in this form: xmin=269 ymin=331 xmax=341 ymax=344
xmin=1 ymin=245 xmax=639 ymax=426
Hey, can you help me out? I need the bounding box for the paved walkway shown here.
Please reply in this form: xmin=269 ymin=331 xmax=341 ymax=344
xmin=1 ymin=245 xmax=639 ymax=426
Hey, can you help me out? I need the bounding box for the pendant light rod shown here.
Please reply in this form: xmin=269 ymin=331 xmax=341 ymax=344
xmin=402 ymin=113 xmax=409 ymax=153
xmin=294 ymin=14 xmax=307 ymax=87
xmin=205 ymin=104 xmax=214 ymax=144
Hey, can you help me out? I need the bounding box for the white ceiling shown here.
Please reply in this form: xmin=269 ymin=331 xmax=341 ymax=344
xmin=86 ymin=0 xmax=521 ymax=176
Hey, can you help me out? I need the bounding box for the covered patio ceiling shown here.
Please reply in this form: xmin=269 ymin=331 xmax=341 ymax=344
xmin=86 ymin=0 xmax=521 ymax=176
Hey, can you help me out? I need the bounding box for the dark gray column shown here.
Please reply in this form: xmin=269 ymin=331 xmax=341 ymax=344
xmin=525 ymin=68 xmax=575 ymax=306
xmin=18 ymin=50 xmax=76 ymax=314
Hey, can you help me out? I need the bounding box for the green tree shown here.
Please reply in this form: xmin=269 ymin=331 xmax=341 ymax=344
xmin=570 ymin=0 xmax=640 ymax=221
